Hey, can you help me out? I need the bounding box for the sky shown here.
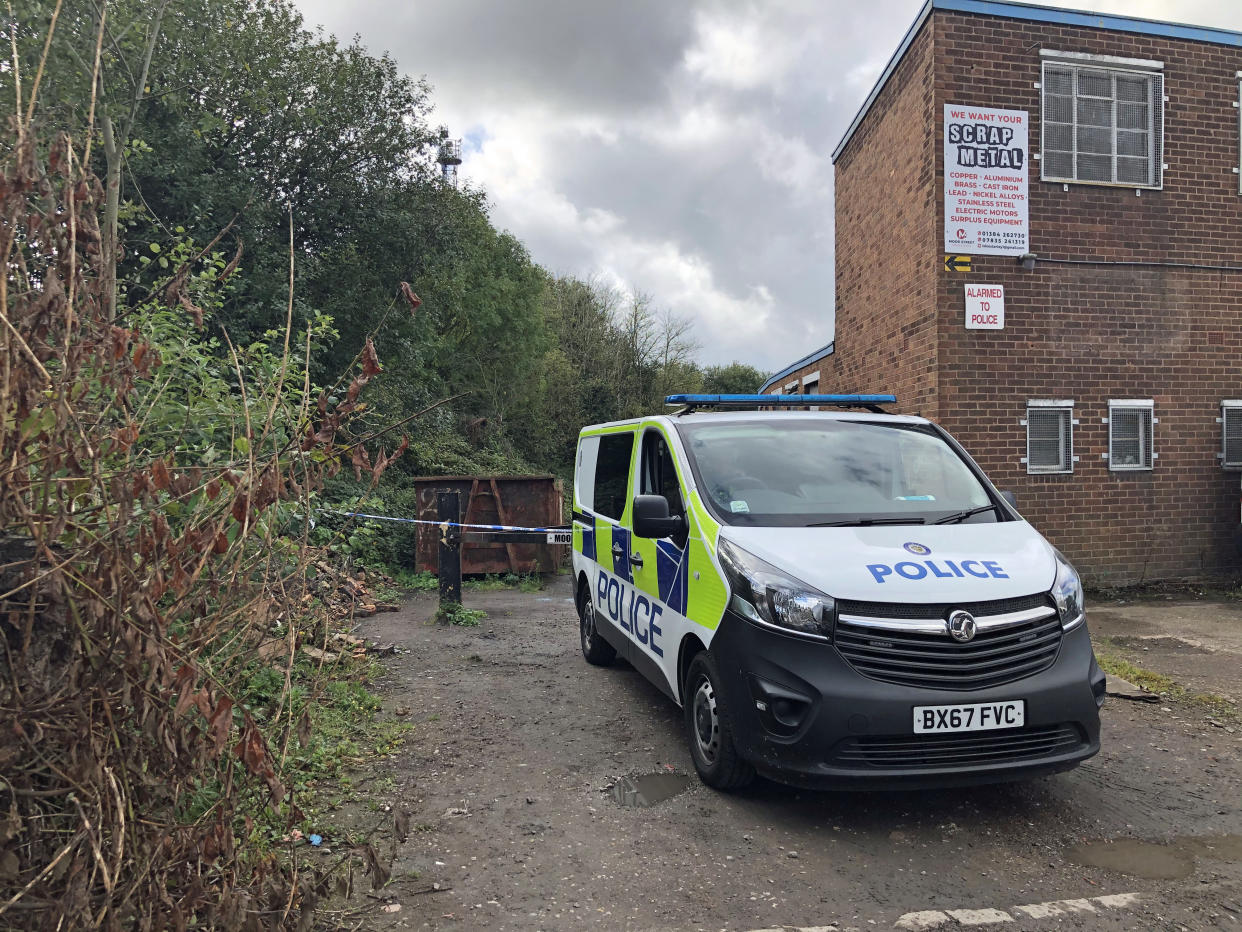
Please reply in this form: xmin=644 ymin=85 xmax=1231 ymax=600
xmin=292 ymin=0 xmax=1242 ymax=372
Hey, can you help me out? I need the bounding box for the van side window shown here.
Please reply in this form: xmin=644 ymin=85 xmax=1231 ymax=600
xmin=574 ymin=436 xmax=600 ymax=512
xmin=640 ymin=431 xmax=685 ymax=517
xmin=593 ymin=432 xmax=635 ymax=521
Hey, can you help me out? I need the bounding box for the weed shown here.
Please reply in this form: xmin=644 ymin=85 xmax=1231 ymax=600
xmin=464 ymin=572 xmax=544 ymax=592
xmin=176 ymin=650 xmax=413 ymax=859
xmin=369 ymin=582 xmax=400 ymax=603
xmin=464 ymin=573 xmax=511 ymax=591
xmin=435 ymin=602 xmax=487 ymax=626
xmin=373 ymin=565 xmax=438 ymax=592
xmin=364 ymin=565 xmax=437 ymax=602
xmin=1094 ymin=642 xmax=1241 ymax=724
xmin=1093 ymin=652 xmax=1176 ymax=694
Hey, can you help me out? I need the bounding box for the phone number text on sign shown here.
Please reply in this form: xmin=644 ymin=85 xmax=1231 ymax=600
xmin=944 ymin=104 xmax=1029 ymax=257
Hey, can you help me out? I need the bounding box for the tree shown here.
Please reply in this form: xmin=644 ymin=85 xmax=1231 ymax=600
xmin=6 ymin=0 xmax=171 ymax=318
xmin=99 ymin=1 xmax=170 ymax=320
xmin=652 ymin=307 xmax=699 ymax=401
xmin=3 ymin=0 xmax=770 ymax=488
xmin=130 ymin=0 xmax=438 ymax=342
xmin=702 ymin=361 xmax=771 ymax=394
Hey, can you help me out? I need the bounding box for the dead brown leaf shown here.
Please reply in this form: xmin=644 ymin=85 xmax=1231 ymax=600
xmin=400 ymin=282 xmax=421 ymax=314
xmin=208 ymin=696 xmax=234 ymax=756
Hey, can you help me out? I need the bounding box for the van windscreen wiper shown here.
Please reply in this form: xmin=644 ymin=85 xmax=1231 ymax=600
xmin=807 ymin=517 xmax=927 ymax=527
xmin=933 ymin=504 xmax=1002 ymax=525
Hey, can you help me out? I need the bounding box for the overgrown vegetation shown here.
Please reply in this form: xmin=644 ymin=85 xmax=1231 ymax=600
xmin=0 ymin=120 xmax=416 ymax=923
xmin=0 ymin=6 xmax=431 ymax=926
xmin=0 ymin=2 xmax=769 ymax=925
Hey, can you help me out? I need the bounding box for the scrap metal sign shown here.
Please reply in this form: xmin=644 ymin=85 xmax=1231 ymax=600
xmin=944 ymin=104 xmax=1028 ymax=257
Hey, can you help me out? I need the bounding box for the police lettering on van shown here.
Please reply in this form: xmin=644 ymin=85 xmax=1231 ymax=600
xmin=597 ymin=570 xmax=664 ymax=657
xmin=866 ymin=547 xmax=1010 ymax=584
xmin=571 ymin=394 xmax=1104 ymax=791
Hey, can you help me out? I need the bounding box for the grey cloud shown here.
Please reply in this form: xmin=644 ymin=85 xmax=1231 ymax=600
xmin=294 ymin=0 xmax=1242 ymax=368
xmin=298 ymin=0 xmax=695 ymax=114
xmin=549 ymin=131 xmax=829 ymax=296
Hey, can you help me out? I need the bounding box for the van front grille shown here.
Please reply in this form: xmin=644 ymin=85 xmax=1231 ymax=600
xmin=837 ymin=593 xmax=1051 ymax=620
xmin=832 ymin=724 xmax=1086 ymax=769
xmin=833 ymin=594 xmax=1062 ymax=690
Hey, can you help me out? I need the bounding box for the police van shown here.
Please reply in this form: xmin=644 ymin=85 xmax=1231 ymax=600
xmin=571 ymin=394 xmax=1105 ymax=790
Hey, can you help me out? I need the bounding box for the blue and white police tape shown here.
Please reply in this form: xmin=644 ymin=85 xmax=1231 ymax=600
xmin=331 ymin=510 xmax=568 ymax=534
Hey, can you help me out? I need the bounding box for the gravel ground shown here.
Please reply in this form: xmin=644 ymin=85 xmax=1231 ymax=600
xmin=1089 ymin=598 xmax=1242 ymax=702
xmin=321 ymin=578 xmax=1242 ymax=931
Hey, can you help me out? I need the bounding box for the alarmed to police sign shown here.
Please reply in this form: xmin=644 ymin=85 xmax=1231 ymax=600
xmin=944 ymin=104 xmax=1028 ymax=257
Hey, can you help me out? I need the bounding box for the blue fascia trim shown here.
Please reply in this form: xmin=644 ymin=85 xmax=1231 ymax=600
xmin=945 ymin=0 xmax=1242 ymax=46
xmin=831 ymin=0 xmax=1242 ymax=164
xmin=757 ymin=340 xmax=834 ymax=394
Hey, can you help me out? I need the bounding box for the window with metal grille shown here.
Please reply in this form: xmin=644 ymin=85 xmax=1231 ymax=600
xmin=1223 ymin=402 xmax=1242 ymax=467
xmin=1108 ymin=401 xmax=1154 ymax=471
xmin=1026 ymin=404 xmax=1072 ymax=474
xmin=1041 ymin=59 xmax=1163 ymax=188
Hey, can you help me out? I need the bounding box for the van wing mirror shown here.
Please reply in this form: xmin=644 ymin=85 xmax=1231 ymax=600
xmin=1000 ymin=490 xmax=1017 ymax=509
xmin=632 ymin=494 xmax=686 ymax=539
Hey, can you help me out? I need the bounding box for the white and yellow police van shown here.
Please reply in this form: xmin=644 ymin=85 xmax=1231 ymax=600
xmin=571 ymin=394 xmax=1105 ymax=790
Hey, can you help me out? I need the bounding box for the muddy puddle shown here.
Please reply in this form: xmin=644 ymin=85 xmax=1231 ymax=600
xmin=609 ymin=772 xmax=692 ymax=808
xmin=1067 ymin=834 xmax=1242 ymax=880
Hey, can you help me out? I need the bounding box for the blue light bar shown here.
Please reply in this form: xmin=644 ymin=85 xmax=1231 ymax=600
xmin=665 ymin=393 xmax=897 ymax=406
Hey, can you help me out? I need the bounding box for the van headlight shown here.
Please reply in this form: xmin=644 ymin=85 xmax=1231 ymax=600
xmin=717 ymin=539 xmax=834 ymax=640
xmin=1051 ymin=550 xmax=1085 ymax=631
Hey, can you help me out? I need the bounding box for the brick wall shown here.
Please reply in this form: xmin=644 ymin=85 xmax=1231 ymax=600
xmin=771 ymin=9 xmax=1242 ymax=585
xmin=931 ymin=11 xmax=1242 ymax=584
xmin=829 ymin=21 xmax=941 ymax=417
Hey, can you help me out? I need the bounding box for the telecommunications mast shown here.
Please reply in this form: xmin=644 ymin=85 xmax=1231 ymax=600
xmin=437 ymin=137 xmax=462 ymax=186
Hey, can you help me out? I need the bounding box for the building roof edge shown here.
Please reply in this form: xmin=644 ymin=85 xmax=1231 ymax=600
xmin=830 ymin=0 xmax=1242 ymax=164
xmin=830 ymin=0 xmax=934 ymax=165
xmin=757 ymin=341 xmax=835 ymax=393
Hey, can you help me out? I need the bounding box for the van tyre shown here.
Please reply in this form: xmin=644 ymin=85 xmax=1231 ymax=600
xmin=578 ymin=583 xmax=615 ymax=666
xmin=684 ymin=652 xmax=755 ymax=790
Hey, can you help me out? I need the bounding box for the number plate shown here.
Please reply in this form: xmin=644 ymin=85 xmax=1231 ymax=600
xmin=913 ymin=700 xmax=1025 ymax=734
xmin=546 ymin=530 xmax=572 ymax=545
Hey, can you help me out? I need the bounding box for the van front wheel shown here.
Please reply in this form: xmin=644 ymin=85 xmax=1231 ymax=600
xmin=684 ymin=653 xmax=754 ymax=790
xmin=578 ymin=586 xmax=616 ymax=666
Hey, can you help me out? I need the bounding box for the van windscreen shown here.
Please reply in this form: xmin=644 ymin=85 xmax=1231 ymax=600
xmin=675 ymin=419 xmax=995 ymax=527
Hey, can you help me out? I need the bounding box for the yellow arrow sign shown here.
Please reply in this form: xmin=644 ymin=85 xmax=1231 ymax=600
xmin=944 ymin=254 xmax=972 ymax=273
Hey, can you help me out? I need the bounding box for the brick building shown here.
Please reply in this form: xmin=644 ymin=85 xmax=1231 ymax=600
xmin=760 ymin=0 xmax=1242 ymax=586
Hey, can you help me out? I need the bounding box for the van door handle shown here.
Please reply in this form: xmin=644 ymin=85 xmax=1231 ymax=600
xmin=611 ymin=542 xmax=624 ymax=559
xmin=629 ymin=552 xmax=643 ymax=568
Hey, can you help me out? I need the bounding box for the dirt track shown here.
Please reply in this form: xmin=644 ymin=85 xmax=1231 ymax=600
xmin=332 ymin=579 xmax=1242 ymax=931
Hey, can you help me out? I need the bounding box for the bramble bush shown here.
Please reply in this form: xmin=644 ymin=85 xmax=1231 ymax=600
xmin=0 ymin=123 xmax=416 ymax=928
